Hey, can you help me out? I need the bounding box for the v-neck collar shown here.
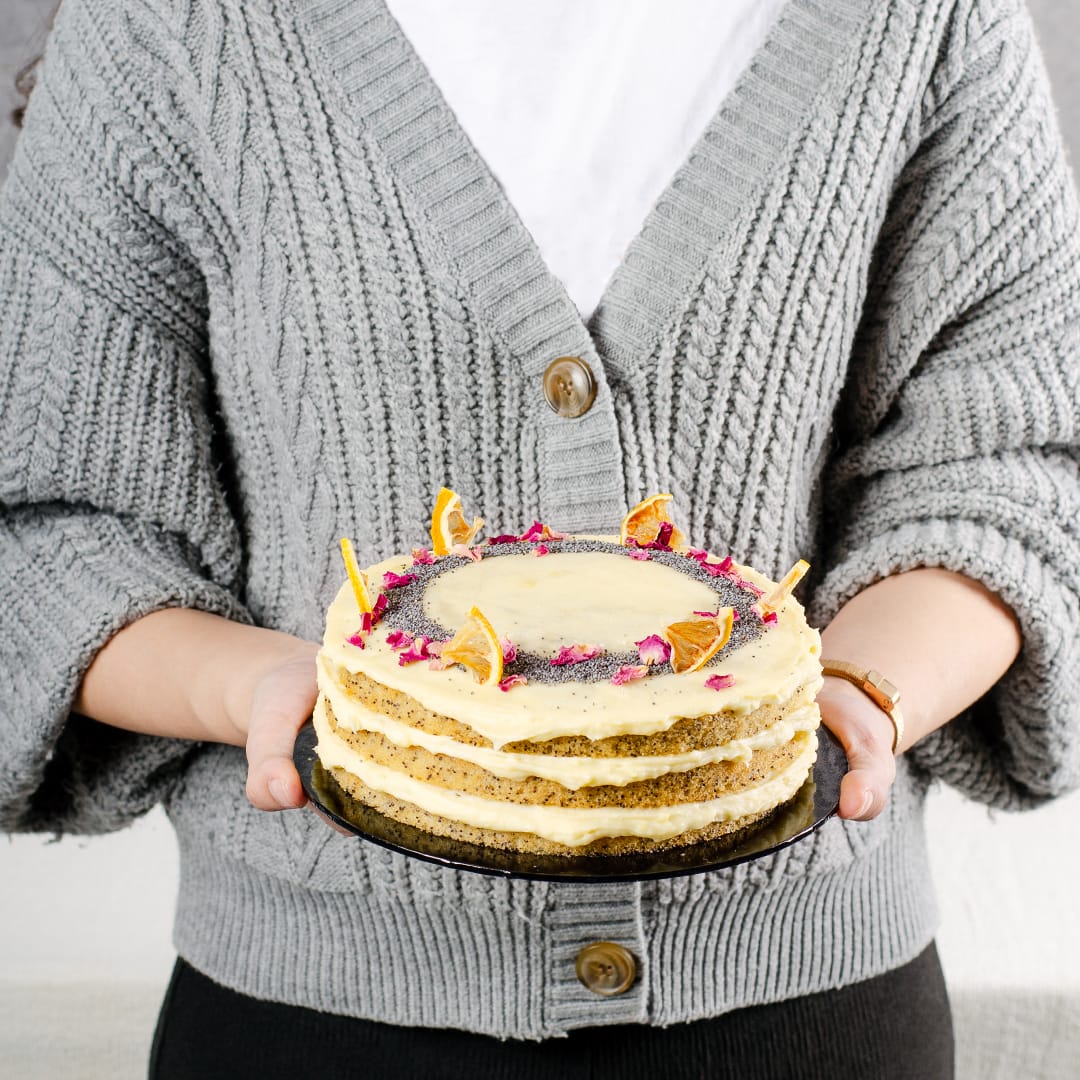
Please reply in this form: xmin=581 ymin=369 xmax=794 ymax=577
xmin=290 ymin=0 xmax=872 ymax=528
xmin=295 ymin=0 xmax=871 ymax=377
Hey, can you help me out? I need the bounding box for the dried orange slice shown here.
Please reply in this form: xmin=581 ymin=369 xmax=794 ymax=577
xmin=761 ymin=559 xmax=810 ymax=614
xmin=430 ymin=487 xmax=485 ymax=557
xmin=663 ymin=607 xmax=735 ymax=674
xmin=339 ymin=537 xmax=374 ymax=614
xmin=441 ymin=605 xmax=504 ymax=686
xmin=619 ymin=493 xmax=686 ymax=548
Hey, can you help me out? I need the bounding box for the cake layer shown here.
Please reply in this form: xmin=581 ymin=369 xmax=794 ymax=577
xmin=319 ymin=661 xmax=820 ymax=788
xmin=313 ymin=696 xmax=818 ymax=849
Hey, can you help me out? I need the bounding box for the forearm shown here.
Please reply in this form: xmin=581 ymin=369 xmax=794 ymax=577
xmin=73 ymin=607 xmax=315 ymax=746
xmin=819 ymin=567 xmax=1022 ymax=752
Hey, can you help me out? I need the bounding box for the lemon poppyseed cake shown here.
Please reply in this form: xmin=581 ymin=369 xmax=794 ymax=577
xmin=314 ymin=492 xmax=823 ymax=855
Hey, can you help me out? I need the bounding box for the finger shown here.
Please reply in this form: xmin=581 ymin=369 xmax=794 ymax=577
xmin=818 ymin=682 xmax=896 ymax=821
xmin=246 ymin=711 xmax=309 ymax=811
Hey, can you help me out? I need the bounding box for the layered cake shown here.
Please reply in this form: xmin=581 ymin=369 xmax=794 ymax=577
xmin=314 ymin=491 xmax=823 ymax=855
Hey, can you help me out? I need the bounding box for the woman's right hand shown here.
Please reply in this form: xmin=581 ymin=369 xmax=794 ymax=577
xmin=75 ymin=607 xmax=321 ymax=812
xmin=238 ymin=641 xmax=320 ymax=811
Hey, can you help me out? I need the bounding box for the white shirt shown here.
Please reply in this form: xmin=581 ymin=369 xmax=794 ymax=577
xmin=387 ymin=0 xmax=789 ymax=319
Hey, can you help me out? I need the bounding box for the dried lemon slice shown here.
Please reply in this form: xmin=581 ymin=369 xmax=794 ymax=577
xmin=619 ymin=493 xmax=686 ymax=548
xmin=663 ymin=608 xmax=735 ymax=674
xmin=761 ymin=559 xmax=810 ymax=614
xmin=441 ymin=605 xmax=504 ymax=686
xmin=339 ymin=536 xmax=374 ymax=614
xmin=430 ymin=487 xmax=485 ymax=557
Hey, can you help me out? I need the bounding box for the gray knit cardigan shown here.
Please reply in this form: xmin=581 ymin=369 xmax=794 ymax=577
xmin=1 ymin=0 xmax=1078 ymax=1039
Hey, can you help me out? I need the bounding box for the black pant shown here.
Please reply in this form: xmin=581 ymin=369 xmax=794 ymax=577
xmin=150 ymin=944 xmax=954 ymax=1079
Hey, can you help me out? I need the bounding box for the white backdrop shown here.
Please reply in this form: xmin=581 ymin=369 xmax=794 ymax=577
xmin=2 ymin=2 xmax=1080 ymax=1077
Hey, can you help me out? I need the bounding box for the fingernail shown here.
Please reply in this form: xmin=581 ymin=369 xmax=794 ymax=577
xmin=269 ymin=778 xmax=288 ymax=807
xmin=858 ymin=790 xmax=874 ymax=818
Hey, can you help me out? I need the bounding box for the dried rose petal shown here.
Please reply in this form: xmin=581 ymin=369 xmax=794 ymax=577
xmin=692 ymin=610 xmax=718 ymax=619
xmin=426 ymin=639 xmax=444 ymax=657
xmin=656 ymin=521 xmax=674 ymax=547
xmin=533 ymin=543 xmax=549 ymax=557
xmin=371 ymin=591 xmax=389 ymax=620
xmin=411 ymin=547 xmax=435 ymax=565
xmin=498 ymin=674 xmax=528 ymax=692
xmin=635 ymin=634 xmax=672 ymax=666
xmin=521 ymin=521 xmax=568 ymax=543
xmin=500 ymin=638 xmax=518 ymax=664
xmin=359 ymin=612 xmax=374 ymax=633
xmin=450 ymin=543 xmax=484 ymax=562
xmin=626 ymin=548 xmax=651 ymax=561
xmin=611 ymin=664 xmax=648 ymax=686
xmin=398 ymin=636 xmax=432 ymax=665
xmin=487 ymin=534 xmax=519 ymax=545
xmin=383 ymin=571 xmax=416 ymax=589
xmin=551 ymin=643 xmax=603 ymax=666
xmin=705 ymin=674 xmax=735 ymax=691
xmin=737 ymin=577 xmax=765 ymax=596
xmin=346 ymin=632 xmax=366 ymax=649
xmin=717 ymin=555 xmax=733 ymax=573
xmin=427 ymin=656 xmax=453 ymax=671
xmin=686 ymin=548 xmax=709 ymax=562
xmin=386 ymin=629 xmax=413 ymax=651
xmin=762 ymin=610 xmax=779 ymax=625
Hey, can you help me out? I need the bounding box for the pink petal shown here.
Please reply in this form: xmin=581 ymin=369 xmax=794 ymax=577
xmin=398 ymin=636 xmax=432 ymax=665
xmin=499 ymin=638 xmax=517 ymax=664
xmin=635 ymin=634 xmax=672 ymax=666
xmin=346 ymin=632 xmax=366 ymax=649
xmin=762 ymin=610 xmax=779 ymax=625
xmin=372 ymin=593 xmax=389 ymax=618
xmin=705 ymin=674 xmax=736 ymax=691
xmin=426 ymin=639 xmax=445 ymax=657
xmin=655 ymin=521 xmax=674 ymax=547
xmin=737 ymin=577 xmax=765 ymax=596
xmin=386 ymin=629 xmax=413 ymax=651
xmin=427 ymin=656 xmax=453 ymax=671
xmin=686 ymin=548 xmax=708 ymax=562
xmin=498 ymin=674 xmax=529 ymax=692
xmin=360 ymin=612 xmax=375 ymax=633
xmin=411 ymin=548 xmax=435 ymax=565
xmin=520 ymin=521 xmax=567 ymax=543
xmin=450 ymin=543 xmax=484 ymax=562
xmin=383 ymin=571 xmax=416 ymax=589
xmin=717 ymin=555 xmax=733 ymax=573
xmin=611 ymin=664 xmax=649 ymax=686
xmin=551 ymin=643 xmax=604 ymax=666
xmin=487 ymin=534 xmax=520 ymax=545
xmin=626 ymin=548 xmax=652 ymax=561
xmin=533 ymin=543 xmax=549 ymax=557
xmin=692 ymin=610 xmax=718 ymax=619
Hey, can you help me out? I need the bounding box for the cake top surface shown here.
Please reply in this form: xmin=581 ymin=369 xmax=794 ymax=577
xmin=320 ymin=534 xmax=821 ymax=747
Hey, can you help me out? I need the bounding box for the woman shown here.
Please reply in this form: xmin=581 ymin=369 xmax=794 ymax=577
xmin=2 ymin=0 xmax=1077 ymax=1076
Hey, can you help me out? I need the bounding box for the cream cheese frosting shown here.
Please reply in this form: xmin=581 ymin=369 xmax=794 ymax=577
xmin=320 ymin=545 xmax=822 ymax=747
xmin=319 ymin=653 xmax=821 ymax=788
xmin=313 ymin=697 xmax=819 ymax=846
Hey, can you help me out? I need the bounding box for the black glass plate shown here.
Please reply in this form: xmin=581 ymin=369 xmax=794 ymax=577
xmin=293 ymin=723 xmax=847 ymax=883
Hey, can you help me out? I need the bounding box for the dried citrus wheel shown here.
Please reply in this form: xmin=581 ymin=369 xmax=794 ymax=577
xmin=441 ymin=605 xmax=504 ymax=686
xmin=430 ymin=487 xmax=485 ymax=557
xmin=339 ymin=537 xmax=374 ymax=614
xmin=663 ymin=607 xmax=735 ymax=674
xmin=762 ymin=559 xmax=810 ymax=614
xmin=619 ymin=493 xmax=686 ymax=548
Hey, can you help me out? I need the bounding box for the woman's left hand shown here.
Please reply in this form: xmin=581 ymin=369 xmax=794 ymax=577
xmin=816 ymin=675 xmax=898 ymax=820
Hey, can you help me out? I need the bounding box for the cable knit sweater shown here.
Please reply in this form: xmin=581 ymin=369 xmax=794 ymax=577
xmin=1 ymin=0 xmax=1078 ymax=1040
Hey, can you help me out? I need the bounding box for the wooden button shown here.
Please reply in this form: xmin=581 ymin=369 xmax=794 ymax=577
xmin=542 ymin=356 xmax=597 ymax=418
xmin=575 ymin=941 xmax=637 ymax=997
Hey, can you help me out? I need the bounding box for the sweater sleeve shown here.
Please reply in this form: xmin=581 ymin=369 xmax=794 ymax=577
xmin=0 ymin=0 xmax=249 ymax=834
xmin=808 ymin=0 xmax=1080 ymax=810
